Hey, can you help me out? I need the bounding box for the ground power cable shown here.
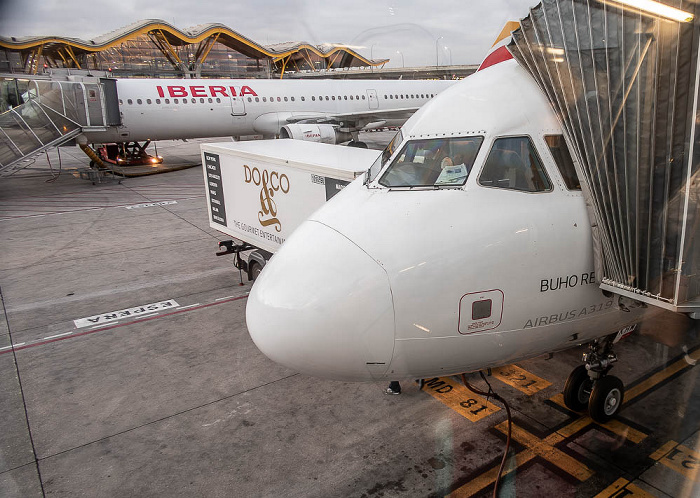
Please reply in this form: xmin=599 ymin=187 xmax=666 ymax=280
xmin=461 ymin=371 xmax=512 ymax=498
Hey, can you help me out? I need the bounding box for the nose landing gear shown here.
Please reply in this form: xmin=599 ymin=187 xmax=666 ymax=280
xmin=563 ymin=336 xmax=624 ymax=423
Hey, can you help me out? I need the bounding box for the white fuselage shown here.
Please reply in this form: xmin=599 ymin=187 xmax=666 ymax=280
xmin=84 ymin=78 xmax=456 ymax=143
xmin=245 ymin=59 xmax=654 ymax=382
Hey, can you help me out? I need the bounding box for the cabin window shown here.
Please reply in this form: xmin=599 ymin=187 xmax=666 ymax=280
xmin=332 ymin=96 xmax=336 ymax=100
xmin=174 ymin=99 xmax=178 ymax=104
xmin=209 ymin=98 xmax=213 ymax=103
xmin=248 ymin=97 xmax=253 ymax=102
xmin=127 ymin=99 xmax=133 ymax=105
xmin=390 ymin=95 xmax=393 ymax=99
xmin=350 ymin=95 xmax=354 ymax=100
xmin=362 ymin=95 xmax=365 ymax=100
xmin=472 ymin=300 xmax=492 ymax=320
xmin=291 ymin=97 xmax=295 ymax=101
xmin=284 ymin=96 xmax=288 ymax=102
xmin=545 ymin=135 xmax=581 ymax=190
xmin=156 ymin=99 xmax=161 ymax=104
xmin=119 ymin=99 xmax=123 ymax=105
xmin=344 ymin=95 xmax=348 ymax=100
xmin=165 ymin=99 xmax=170 ymax=104
xmin=146 ymin=99 xmax=152 ymax=104
xmin=378 ymin=136 xmax=484 ymax=188
xmin=263 ymin=97 xmax=267 ymax=102
xmin=311 ymin=96 xmax=315 ymax=101
xmin=137 ymin=99 xmax=142 ymax=105
xmin=325 ymin=96 xmax=329 ymax=101
xmin=199 ymin=98 xmax=204 ymax=103
xmin=478 ymin=136 xmax=552 ymax=192
xmin=182 ymin=99 xmax=187 ymax=104
xmin=356 ymin=95 xmax=360 ymax=100
xmin=191 ymin=98 xmax=196 ymax=103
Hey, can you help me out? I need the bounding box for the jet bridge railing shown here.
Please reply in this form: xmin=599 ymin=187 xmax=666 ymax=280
xmin=0 ymin=78 xmax=116 ymax=176
xmin=509 ymin=0 xmax=700 ymax=313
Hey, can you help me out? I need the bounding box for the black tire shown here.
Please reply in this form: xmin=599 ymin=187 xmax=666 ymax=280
xmin=589 ymin=375 xmax=624 ymax=423
xmin=249 ymin=261 xmax=262 ymax=281
xmin=563 ymin=365 xmax=593 ymax=412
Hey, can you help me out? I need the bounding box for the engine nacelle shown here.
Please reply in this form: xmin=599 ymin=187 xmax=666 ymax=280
xmin=280 ymin=124 xmax=352 ymax=144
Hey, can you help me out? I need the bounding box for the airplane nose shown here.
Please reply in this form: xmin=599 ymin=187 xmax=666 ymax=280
xmin=246 ymin=220 xmax=395 ymax=381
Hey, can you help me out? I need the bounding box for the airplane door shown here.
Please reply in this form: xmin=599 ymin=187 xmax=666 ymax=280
xmin=230 ymin=92 xmax=246 ymax=116
xmin=366 ymin=89 xmax=379 ymax=109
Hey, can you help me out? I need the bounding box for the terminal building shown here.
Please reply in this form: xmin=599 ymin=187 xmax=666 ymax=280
xmin=0 ymin=19 xmax=388 ymax=79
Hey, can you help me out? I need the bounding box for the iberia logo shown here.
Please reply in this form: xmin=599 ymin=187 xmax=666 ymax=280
xmin=244 ymin=165 xmax=290 ymax=232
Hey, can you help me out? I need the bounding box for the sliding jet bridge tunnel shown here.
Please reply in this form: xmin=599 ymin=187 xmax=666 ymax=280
xmin=0 ymin=77 xmax=120 ymax=176
xmin=510 ymin=0 xmax=700 ymax=315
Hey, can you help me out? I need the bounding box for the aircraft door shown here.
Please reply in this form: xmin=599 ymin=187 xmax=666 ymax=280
xmin=366 ymin=89 xmax=379 ymax=109
xmin=230 ymin=90 xmax=246 ymax=116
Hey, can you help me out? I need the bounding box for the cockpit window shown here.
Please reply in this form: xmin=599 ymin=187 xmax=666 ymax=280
xmin=366 ymin=130 xmax=403 ymax=184
xmin=377 ymin=136 xmax=483 ymax=188
xmin=545 ymin=135 xmax=581 ymax=190
xmin=478 ymin=136 xmax=552 ymax=192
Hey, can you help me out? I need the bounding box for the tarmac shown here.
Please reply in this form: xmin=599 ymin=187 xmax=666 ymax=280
xmin=1 ymin=132 xmax=699 ymax=497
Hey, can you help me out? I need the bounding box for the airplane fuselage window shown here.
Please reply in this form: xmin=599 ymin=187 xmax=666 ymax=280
xmin=362 ymin=95 xmax=365 ymax=100
xmin=165 ymin=99 xmax=170 ymax=104
xmin=544 ymin=135 xmax=581 ymax=190
xmin=119 ymin=99 xmax=123 ymax=105
xmin=378 ymin=136 xmax=484 ymax=188
xmin=478 ymin=136 xmax=552 ymax=192
xmin=156 ymin=99 xmax=161 ymax=104
xmin=216 ymin=98 xmax=221 ymax=103
xmin=284 ymin=97 xmax=288 ymax=102
xmin=174 ymin=99 xmax=179 ymax=104
xmin=146 ymin=99 xmax=152 ymax=104
xmin=200 ymin=98 xmax=204 ymax=103
xmin=137 ymin=99 xmax=142 ymax=104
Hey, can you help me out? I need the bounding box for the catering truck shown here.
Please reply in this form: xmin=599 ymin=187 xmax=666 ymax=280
xmin=201 ymin=140 xmax=380 ymax=280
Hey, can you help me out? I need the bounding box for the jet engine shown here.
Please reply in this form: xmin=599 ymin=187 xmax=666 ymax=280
xmin=280 ymin=124 xmax=352 ymax=144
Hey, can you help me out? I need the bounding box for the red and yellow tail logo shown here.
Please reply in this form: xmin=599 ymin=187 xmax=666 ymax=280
xmin=477 ymin=21 xmax=520 ymax=72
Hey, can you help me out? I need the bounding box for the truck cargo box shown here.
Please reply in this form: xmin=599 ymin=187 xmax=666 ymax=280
xmin=202 ymin=140 xmax=380 ymax=254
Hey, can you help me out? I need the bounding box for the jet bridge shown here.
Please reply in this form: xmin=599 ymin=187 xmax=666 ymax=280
xmin=509 ymin=0 xmax=700 ymax=315
xmin=0 ymin=77 xmax=120 ymax=176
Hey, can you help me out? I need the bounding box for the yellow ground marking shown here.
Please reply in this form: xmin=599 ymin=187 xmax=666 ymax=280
xmin=420 ymin=377 xmax=500 ymax=422
xmin=445 ymin=349 xmax=698 ymax=496
xmin=449 ymin=419 xmax=595 ymax=497
xmin=496 ymin=421 xmax=594 ymax=481
xmin=447 ymin=449 xmax=535 ymax=498
xmin=491 ymin=364 xmax=552 ymax=395
xmin=626 ymin=348 xmax=700 ymax=402
xmin=650 ymin=441 xmax=700 ymax=482
xmin=649 ymin=441 xmax=678 ymax=460
xmin=549 ymin=395 xmax=647 ymax=443
xmin=594 ymin=477 xmax=657 ymax=497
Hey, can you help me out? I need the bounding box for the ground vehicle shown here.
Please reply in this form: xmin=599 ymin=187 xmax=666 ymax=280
xmin=202 ymin=139 xmax=380 ymax=279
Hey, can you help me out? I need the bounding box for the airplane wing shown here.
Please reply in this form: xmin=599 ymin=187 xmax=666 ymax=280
xmin=284 ymin=107 xmax=419 ymax=129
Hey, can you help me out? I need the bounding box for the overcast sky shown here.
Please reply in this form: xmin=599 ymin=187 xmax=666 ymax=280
xmin=0 ymin=0 xmax=537 ymax=67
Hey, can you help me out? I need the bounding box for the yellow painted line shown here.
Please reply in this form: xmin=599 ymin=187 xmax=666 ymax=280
xmin=626 ymin=348 xmax=700 ymax=402
xmin=550 ymin=392 xmax=569 ymax=410
xmin=650 ymin=440 xmax=678 ymax=461
xmin=448 ymin=449 xmax=535 ymax=498
xmin=600 ymin=419 xmax=647 ymax=444
xmin=496 ymin=421 xmax=594 ymax=481
xmin=491 ymin=364 xmax=552 ymax=395
xmin=594 ymin=477 xmax=656 ymax=497
xmin=653 ymin=443 xmax=700 ymax=482
xmin=420 ymin=377 xmax=500 ymax=422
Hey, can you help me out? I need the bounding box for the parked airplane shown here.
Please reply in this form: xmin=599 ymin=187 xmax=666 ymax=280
xmin=80 ymin=78 xmax=457 ymax=165
xmin=244 ymin=55 xmax=660 ymax=423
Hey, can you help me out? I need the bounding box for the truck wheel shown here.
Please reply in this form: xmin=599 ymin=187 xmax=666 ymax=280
xmin=249 ymin=261 xmax=262 ymax=281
